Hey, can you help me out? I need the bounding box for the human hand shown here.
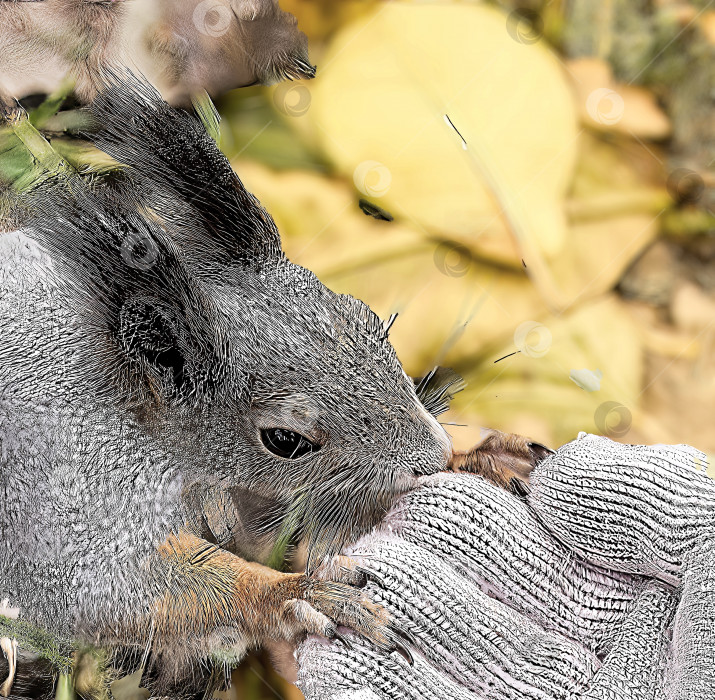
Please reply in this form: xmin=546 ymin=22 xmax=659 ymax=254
xmin=296 ymin=434 xmax=712 ymax=699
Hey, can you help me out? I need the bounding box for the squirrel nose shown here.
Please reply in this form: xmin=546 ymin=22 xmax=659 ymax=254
xmin=411 ymin=433 xmax=453 ymax=477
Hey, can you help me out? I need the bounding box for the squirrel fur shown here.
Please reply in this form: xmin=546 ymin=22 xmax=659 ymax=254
xmin=0 ymin=0 xmax=315 ymax=106
xmin=0 ymin=80 xmax=547 ymax=697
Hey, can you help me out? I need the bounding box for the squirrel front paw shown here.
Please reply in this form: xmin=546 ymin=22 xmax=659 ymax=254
xmin=262 ymin=557 xmax=412 ymax=681
xmin=449 ymin=429 xmax=554 ymax=489
xmin=272 ymin=566 xmax=404 ymax=654
xmin=151 ymin=533 xmax=407 ymax=683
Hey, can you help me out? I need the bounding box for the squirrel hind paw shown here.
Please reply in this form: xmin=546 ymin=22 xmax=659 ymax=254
xmin=449 ymin=430 xmax=554 ymax=488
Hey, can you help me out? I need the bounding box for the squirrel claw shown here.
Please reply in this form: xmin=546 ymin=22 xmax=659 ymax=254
xmin=387 ymin=628 xmax=415 ymax=666
xmin=391 ymin=644 xmax=414 ymax=666
xmin=528 ymin=441 xmax=556 ymax=458
xmin=355 ymin=564 xmax=387 ymax=588
xmin=508 ymin=477 xmax=531 ymax=500
xmin=327 ymin=622 xmax=414 ymax=665
xmin=388 ymin=622 xmax=417 ymax=666
xmin=388 ymin=622 xmax=418 ymax=649
xmin=387 ymin=622 xmax=417 ymax=665
xmin=330 ymin=630 xmax=353 ymax=650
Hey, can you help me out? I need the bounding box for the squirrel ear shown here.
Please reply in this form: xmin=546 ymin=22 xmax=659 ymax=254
xmin=119 ymin=299 xmax=186 ymax=387
xmin=19 ymin=150 xmax=221 ymax=403
xmin=88 ymin=77 xmax=283 ymax=271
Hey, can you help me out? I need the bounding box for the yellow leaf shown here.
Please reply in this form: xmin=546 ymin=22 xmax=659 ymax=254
xmin=307 ymin=3 xmax=579 ymax=291
xmin=446 ymin=296 xmax=644 ymax=447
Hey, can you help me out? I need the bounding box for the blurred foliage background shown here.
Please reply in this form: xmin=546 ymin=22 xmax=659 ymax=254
xmin=210 ymin=0 xmax=714 ymax=697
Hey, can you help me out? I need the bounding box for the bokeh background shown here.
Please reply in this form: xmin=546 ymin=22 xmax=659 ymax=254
xmin=211 ymin=0 xmax=714 ymax=697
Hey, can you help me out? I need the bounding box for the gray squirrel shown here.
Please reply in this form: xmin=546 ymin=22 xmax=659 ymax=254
xmin=0 ymin=80 xmax=549 ymax=698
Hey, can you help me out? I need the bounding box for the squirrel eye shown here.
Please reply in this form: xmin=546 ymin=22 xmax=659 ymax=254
xmin=260 ymin=428 xmax=318 ymax=459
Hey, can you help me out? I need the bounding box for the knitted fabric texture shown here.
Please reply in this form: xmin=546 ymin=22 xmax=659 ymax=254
xmin=297 ymin=433 xmax=713 ymax=699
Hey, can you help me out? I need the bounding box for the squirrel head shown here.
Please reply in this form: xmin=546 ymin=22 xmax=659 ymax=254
xmin=21 ymin=79 xmax=453 ymax=570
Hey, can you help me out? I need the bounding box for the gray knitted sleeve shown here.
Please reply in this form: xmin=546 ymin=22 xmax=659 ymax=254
xmin=296 ymin=434 xmax=713 ymax=699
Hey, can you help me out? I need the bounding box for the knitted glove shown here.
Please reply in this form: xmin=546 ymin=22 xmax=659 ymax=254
xmin=530 ymin=432 xmax=715 ymax=698
xmin=529 ymin=432 xmax=714 ymax=583
xmin=296 ymin=434 xmax=711 ymax=699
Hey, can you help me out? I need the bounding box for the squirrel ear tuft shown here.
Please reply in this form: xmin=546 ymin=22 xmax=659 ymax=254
xmin=414 ymin=367 xmax=467 ymax=417
xmin=20 ymin=165 xmax=221 ymax=404
xmin=260 ymin=48 xmax=316 ymax=83
xmin=87 ymin=76 xmax=283 ymax=272
xmin=244 ymin=2 xmax=316 ymax=84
